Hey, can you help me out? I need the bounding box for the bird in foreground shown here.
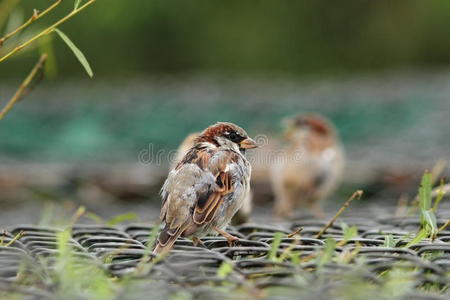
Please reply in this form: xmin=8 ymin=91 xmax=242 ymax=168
xmin=271 ymin=114 xmax=344 ymax=219
xmin=170 ymin=131 xmax=253 ymax=225
xmin=153 ymin=122 xmax=258 ymax=255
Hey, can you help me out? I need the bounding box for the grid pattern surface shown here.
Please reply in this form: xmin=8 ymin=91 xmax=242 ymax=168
xmin=1 ymin=209 xmax=450 ymax=299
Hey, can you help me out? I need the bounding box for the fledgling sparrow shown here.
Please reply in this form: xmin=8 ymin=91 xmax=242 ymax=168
xmin=170 ymin=131 xmax=254 ymax=225
xmin=153 ymin=122 xmax=257 ymax=254
xmin=271 ymin=114 xmax=344 ymax=219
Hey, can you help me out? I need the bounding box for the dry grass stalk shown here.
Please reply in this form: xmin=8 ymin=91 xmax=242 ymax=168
xmin=0 ymin=54 xmax=47 ymax=120
xmin=315 ymin=190 xmax=363 ymax=239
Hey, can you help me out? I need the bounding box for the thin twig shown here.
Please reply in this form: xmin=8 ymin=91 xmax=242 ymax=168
xmin=438 ymin=219 xmax=450 ymax=233
xmin=287 ymin=227 xmax=303 ymax=238
xmin=0 ymin=53 xmax=47 ymax=120
xmin=4 ymin=230 xmax=24 ymax=247
xmin=0 ymin=0 xmax=62 ymax=47
xmin=315 ymin=190 xmax=363 ymax=239
xmin=0 ymin=0 xmax=97 ymax=63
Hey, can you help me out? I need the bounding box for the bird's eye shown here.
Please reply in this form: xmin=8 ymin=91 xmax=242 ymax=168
xmin=227 ymin=132 xmax=240 ymax=142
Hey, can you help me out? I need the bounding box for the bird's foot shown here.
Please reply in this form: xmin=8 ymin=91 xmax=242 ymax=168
xmin=226 ymin=236 xmax=240 ymax=247
xmin=213 ymin=226 xmax=240 ymax=247
xmin=192 ymin=236 xmax=206 ymax=248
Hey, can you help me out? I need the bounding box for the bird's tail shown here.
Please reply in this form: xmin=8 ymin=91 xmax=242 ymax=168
xmin=152 ymin=224 xmax=185 ymax=255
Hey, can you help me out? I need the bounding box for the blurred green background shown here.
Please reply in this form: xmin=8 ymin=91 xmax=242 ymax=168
xmin=3 ymin=0 xmax=450 ymax=78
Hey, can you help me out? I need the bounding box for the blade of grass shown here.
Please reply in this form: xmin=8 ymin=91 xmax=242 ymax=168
xmin=85 ymin=212 xmax=104 ymax=224
xmin=404 ymin=228 xmax=428 ymax=248
xmin=419 ymin=171 xmax=432 ymax=211
xmin=106 ymin=212 xmax=138 ymax=226
xmin=268 ymin=232 xmax=283 ymax=262
xmin=217 ymin=261 xmax=234 ymax=279
xmin=318 ymin=238 xmax=336 ymax=267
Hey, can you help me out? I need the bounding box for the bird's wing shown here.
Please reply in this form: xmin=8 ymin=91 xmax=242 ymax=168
xmin=155 ymin=146 xmax=243 ymax=254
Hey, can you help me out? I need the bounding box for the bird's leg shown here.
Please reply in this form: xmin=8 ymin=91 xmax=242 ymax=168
xmin=192 ymin=236 xmax=206 ymax=248
xmin=213 ymin=226 xmax=239 ymax=247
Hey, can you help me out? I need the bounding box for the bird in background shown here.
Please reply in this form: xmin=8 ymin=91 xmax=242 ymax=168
xmin=153 ymin=122 xmax=257 ymax=255
xmin=170 ymin=131 xmax=254 ymax=225
xmin=270 ymin=113 xmax=344 ymax=219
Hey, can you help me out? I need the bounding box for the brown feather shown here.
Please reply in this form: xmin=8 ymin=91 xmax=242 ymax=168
xmin=153 ymin=223 xmax=188 ymax=255
xmin=193 ymin=171 xmax=233 ymax=225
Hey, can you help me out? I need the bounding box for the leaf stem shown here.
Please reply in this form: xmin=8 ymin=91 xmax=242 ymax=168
xmin=0 ymin=0 xmax=62 ymax=47
xmin=0 ymin=0 xmax=97 ymax=63
xmin=0 ymin=54 xmax=47 ymax=120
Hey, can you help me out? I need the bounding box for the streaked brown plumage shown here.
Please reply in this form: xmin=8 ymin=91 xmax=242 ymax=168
xmin=153 ymin=122 xmax=257 ymax=255
xmin=170 ymin=131 xmax=254 ymax=225
xmin=271 ymin=114 xmax=344 ymax=219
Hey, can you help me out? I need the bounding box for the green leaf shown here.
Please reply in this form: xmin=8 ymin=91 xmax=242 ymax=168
xmin=319 ymin=238 xmax=336 ymax=266
xmin=404 ymin=229 xmax=428 ymax=248
xmin=85 ymin=212 xmax=103 ymax=224
xmin=217 ymin=261 xmax=233 ymax=279
xmin=383 ymin=234 xmax=396 ymax=248
xmin=268 ymin=232 xmax=283 ymax=262
xmin=343 ymin=225 xmax=358 ymax=241
xmin=422 ymin=209 xmax=438 ymax=235
xmin=74 ymin=0 xmax=82 ymax=10
xmin=419 ymin=172 xmax=432 ymax=211
xmin=106 ymin=212 xmax=138 ymax=225
xmin=54 ymin=28 xmax=93 ymax=78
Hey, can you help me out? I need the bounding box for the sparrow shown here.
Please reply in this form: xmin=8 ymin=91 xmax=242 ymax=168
xmin=153 ymin=122 xmax=257 ymax=254
xmin=270 ymin=114 xmax=344 ymax=219
xmin=170 ymin=131 xmax=254 ymax=225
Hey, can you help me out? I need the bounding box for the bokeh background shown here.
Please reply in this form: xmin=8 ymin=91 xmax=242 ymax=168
xmin=1 ymin=0 xmax=449 ymax=225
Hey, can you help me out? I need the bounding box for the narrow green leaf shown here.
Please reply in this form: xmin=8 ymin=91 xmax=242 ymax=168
xmin=343 ymin=225 xmax=358 ymax=241
xmin=53 ymin=28 xmax=93 ymax=78
xmin=404 ymin=229 xmax=428 ymax=248
xmin=422 ymin=209 xmax=438 ymax=235
xmin=419 ymin=172 xmax=432 ymax=211
xmin=106 ymin=212 xmax=138 ymax=225
xmin=74 ymin=0 xmax=82 ymax=10
xmin=291 ymin=252 xmax=301 ymax=265
xmin=268 ymin=232 xmax=283 ymax=262
xmin=85 ymin=212 xmax=103 ymax=224
xmin=319 ymin=238 xmax=336 ymax=266
xmin=384 ymin=234 xmax=396 ymax=248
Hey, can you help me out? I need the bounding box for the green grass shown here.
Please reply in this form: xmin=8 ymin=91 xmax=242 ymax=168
xmin=1 ymin=171 xmax=449 ymax=300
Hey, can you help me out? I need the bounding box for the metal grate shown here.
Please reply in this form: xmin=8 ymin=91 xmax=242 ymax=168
xmin=1 ymin=209 xmax=450 ymax=299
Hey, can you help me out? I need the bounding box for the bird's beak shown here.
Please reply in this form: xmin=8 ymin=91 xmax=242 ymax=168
xmin=240 ymin=137 xmax=258 ymax=149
